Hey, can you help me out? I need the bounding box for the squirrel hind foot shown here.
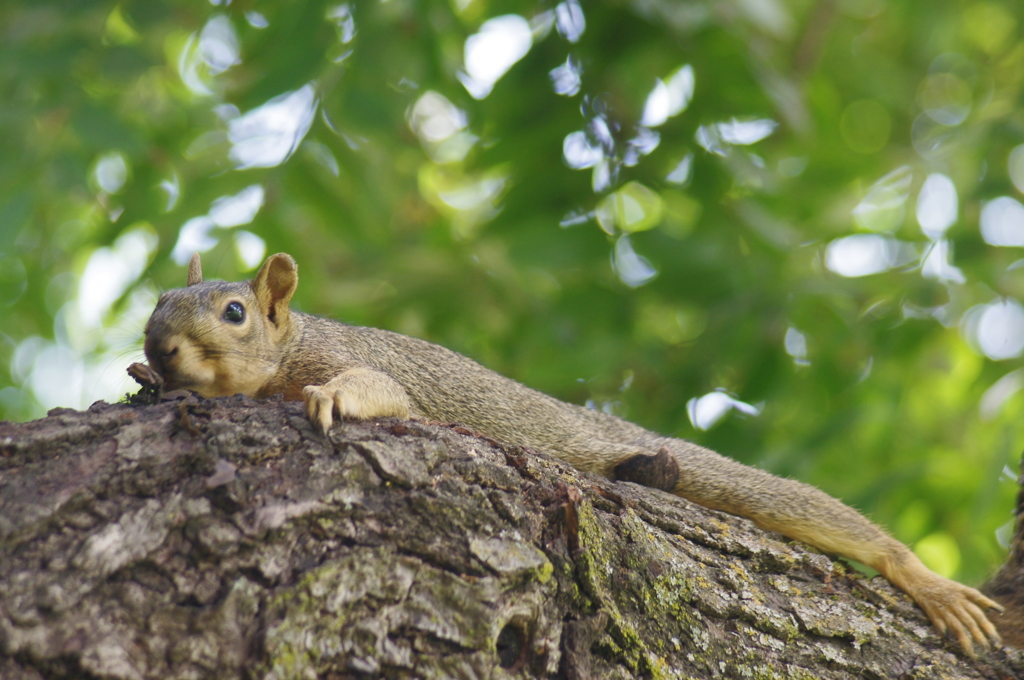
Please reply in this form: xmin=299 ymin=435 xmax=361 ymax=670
xmin=897 ymin=561 xmax=1004 ymax=656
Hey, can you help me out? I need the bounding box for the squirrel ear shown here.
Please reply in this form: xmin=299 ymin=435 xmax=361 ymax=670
xmin=187 ymin=253 xmax=203 ymax=286
xmin=251 ymin=253 xmax=298 ymax=327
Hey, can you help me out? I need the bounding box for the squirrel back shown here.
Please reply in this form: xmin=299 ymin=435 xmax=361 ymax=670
xmin=284 ymin=315 xmax=667 ymax=474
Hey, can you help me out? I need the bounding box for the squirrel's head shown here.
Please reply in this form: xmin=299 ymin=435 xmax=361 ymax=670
xmin=143 ymin=252 xmax=298 ymax=397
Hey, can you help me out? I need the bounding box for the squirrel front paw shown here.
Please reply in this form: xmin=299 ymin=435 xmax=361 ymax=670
xmin=303 ymin=385 xmax=353 ymax=433
xmin=302 ymin=373 xmax=413 ymax=434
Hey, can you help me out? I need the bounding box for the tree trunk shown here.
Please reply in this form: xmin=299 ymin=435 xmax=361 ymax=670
xmin=0 ymin=396 xmax=1021 ymax=679
xmin=985 ymin=454 xmax=1024 ymax=651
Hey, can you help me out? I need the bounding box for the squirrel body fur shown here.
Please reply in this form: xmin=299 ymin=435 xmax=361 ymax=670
xmin=141 ymin=252 xmax=1004 ymax=654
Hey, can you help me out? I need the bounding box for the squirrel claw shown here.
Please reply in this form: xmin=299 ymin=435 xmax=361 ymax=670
xmin=303 ymin=385 xmax=335 ymax=434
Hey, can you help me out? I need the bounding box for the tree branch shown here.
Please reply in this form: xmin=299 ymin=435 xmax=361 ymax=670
xmin=0 ymin=397 xmax=1020 ymax=678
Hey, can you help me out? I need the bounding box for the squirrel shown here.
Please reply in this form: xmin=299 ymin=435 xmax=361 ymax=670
xmin=139 ymin=252 xmax=1004 ymax=655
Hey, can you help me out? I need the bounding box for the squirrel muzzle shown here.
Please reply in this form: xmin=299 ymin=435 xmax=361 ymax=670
xmin=142 ymin=288 xmax=222 ymax=394
xmin=143 ymin=322 xmax=216 ymax=393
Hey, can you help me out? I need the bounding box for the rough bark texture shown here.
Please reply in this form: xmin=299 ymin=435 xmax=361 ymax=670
xmin=0 ymin=395 xmax=1021 ymax=680
xmin=985 ymin=455 xmax=1024 ymax=651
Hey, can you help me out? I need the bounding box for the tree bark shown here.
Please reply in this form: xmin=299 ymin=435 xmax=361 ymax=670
xmin=985 ymin=455 xmax=1024 ymax=651
xmin=0 ymin=395 xmax=1021 ymax=680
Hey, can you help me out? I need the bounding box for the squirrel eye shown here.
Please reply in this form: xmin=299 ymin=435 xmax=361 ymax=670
xmin=223 ymin=301 xmax=246 ymax=324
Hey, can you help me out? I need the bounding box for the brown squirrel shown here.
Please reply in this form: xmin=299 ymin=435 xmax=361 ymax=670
xmin=140 ymin=252 xmax=1003 ymax=655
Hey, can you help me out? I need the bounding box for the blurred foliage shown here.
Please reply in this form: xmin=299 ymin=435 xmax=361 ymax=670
xmin=2 ymin=0 xmax=1024 ymax=585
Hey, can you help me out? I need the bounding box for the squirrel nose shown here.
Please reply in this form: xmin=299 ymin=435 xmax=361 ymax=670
xmin=144 ymin=338 xmax=179 ymax=375
xmin=155 ymin=348 xmax=178 ymax=368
